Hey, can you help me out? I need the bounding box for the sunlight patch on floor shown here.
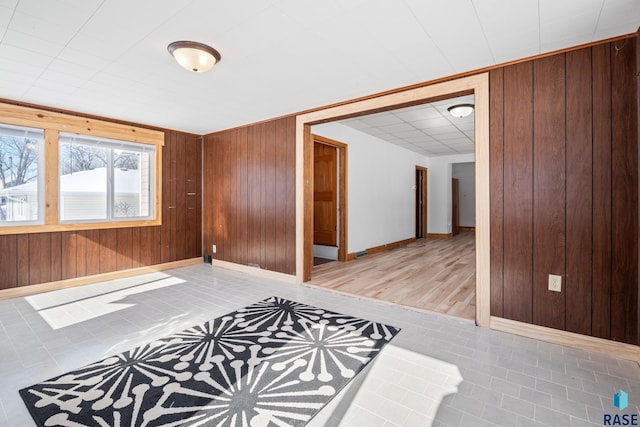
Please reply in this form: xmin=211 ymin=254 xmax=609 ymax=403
xmin=315 ymin=344 xmax=462 ymax=426
xmin=25 ymin=273 xmax=185 ymax=329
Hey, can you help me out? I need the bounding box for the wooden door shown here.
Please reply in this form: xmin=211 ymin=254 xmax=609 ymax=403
xmin=415 ymin=167 xmax=428 ymax=238
xmin=314 ymin=142 xmax=337 ymax=246
xmin=452 ymin=178 xmax=460 ymax=235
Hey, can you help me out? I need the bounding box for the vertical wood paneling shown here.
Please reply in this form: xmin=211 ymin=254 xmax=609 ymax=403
xmin=116 ymin=228 xmax=133 ymax=271
xmin=265 ymin=121 xmax=277 ymax=271
xmin=565 ymin=47 xmax=593 ymax=335
xmin=247 ymin=125 xmax=262 ymax=267
xmin=236 ymin=128 xmax=248 ymax=266
xmin=223 ymin=132 xmax=233 ymax=262
xmin=285 ymin=117 xmax=296 ymax=275
xmin=491 ymin=37 xmax=638 ymax=345
xmin=16 ymin=234 xmax=28 ymax=286
xmin=99 ymin=229 xmax=117 ymax=273
xmin=161 ymin=132 xmax=174 ymax=263
xmin=175 ymin=134 xmax=187 ymax=260
xmin=201 ymin=134 xmax=215 ymax=259
xmin=275 ymin=118 xmax=288 ymax=273
xmin=259 ymin=123 xmax=267 ymax=268
xmin=131 ymin=227 xmax=141 ymax=268
xmin=611 ymin=37 xmax=639 ymax=345
xmin=76 ymin=230 xmax=88 ymax=277
xmin=185 ymin=136 xmax=201 ymax=258
xmin=61 ymin=231 xmax=77 ymax=280
xmin=489 ymin=68 xmax=505 ymax=317
xmin=50 ymin=232 xmax=62 ymax=282
xmin=85 ymin=229 xmax=101 ymax=275
xmin=29 ymin=233 xmax=51 ymax=285
xmin=532 ymin=55 xmax=566 ymax=330
xmin=202 ymin=117 xmax=296 ymax=275
xmin=0 ymin=235 xmax=17 ymax=289
xmin=502 ymin=62 xmax=534 ymax=323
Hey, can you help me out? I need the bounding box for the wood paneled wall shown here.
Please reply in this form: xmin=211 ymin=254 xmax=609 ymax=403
xmin=490 ymin=37 xmax=639 ymax=345
xmin=0 ymin=130 xmax=202 ymax=290
xmin=202 ymin=117 xmax=296 ymax=275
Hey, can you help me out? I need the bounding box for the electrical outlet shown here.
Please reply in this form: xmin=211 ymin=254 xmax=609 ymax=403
xmin=212 ymin=245 xmax=217 ymax=254
xmin=548 ymin=274 xmax=562 ymax=292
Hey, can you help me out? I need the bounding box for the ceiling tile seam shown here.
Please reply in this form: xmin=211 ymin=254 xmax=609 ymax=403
xmin=537 ymin=0 xmax=542 ymax=53
xmin=592 ymin=0 xmax=607 ymax=40
xmin=401 ymin=0 xmax=456 ymax=75
xmin=0 ymin=1 xmax=18 ymax=44
xmin=23 ymin=0 xmax=107 ymax=92
xmin=470 ymin=0 xmax=497 ymax=64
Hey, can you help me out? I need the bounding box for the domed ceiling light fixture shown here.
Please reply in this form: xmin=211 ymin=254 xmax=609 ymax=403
xmin=447 ymin=104 xmax=475 ymax=118
xmin=167 ymin=41 xmax=221 ymax=73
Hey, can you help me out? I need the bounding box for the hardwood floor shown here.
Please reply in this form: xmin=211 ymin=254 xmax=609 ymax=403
xmin=307 ymin=231 xmax=476 ymax=320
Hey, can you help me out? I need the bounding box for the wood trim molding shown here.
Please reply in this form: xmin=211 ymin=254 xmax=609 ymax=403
xmin=346 ymin=237 xmax=417 ymax=261
xmin=213 ymin=259 xmax=296 ymax=284
xmin=297 ymin=73 xmax=491 ymax=329
xmin=0 ymin=258 xmax=202 ymax=300
xmin=459 ymin=226 xmax=476 ymax=231
xmin=491 ymin=316 xmax=640 ymax=364
xmin=427 ymin=233 xmax=454 ymax=239
xmin=0 ymin=102 xmax=164 ymax=145
xmin=44 ymin=129 xmax=59 ymax=225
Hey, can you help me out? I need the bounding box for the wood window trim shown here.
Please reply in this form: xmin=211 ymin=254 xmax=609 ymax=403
xmin=0 ymin=102 xmax=164 ymax=235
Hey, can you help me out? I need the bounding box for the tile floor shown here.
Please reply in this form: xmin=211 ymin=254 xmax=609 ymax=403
xmin=0 ymin=264 xmax=638 ymax=426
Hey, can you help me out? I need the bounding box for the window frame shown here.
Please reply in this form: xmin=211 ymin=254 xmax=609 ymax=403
xmin=0 ymin=102 xmax=163 ymax=235
xmin=58 ymin=133 xmax=156 ymax=223
xmin=0 ymin=123 xmax=45 ymax=226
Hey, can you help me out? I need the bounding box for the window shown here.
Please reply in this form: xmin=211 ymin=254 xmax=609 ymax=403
xmin=59 ymin=133 xmax=155 ymax=222
xmin=0 ymin=102 xmax=163 ymax=234
xmin=0 ymin=124 xmax=44 ymax=225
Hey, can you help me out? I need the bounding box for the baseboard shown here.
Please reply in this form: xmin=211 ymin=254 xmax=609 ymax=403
xmin=346 ymin=237 xmax=416 ymax=261
xmin=212 ymin=259 xmax=296 ymax=284
xmin=0 ymin=258 xmax=203 ymax=300
xmin=427 ymin=233 xmax=453 ymax=239
xmin=490 ymin=316 xmax=640 ymax=364
xmin=459 ymin=226 xmax=476 ymax=232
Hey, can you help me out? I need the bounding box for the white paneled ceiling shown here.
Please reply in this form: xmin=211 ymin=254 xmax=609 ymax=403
xmin=0 ymin=1 xmax=638 ymax=134
xmin=340 ymin=95 xmax=475 ymax=157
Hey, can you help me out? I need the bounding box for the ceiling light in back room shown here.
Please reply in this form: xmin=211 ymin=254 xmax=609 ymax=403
xmin=168 ymin=41 xmax=221 ymax=73
xmin=447 ymin=104 xmax=474 ymax=118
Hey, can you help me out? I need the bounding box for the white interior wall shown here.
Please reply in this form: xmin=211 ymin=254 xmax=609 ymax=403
xmin=452 ymin=162 xmax=476 ymax=227
xmin=426 ymin=153 xmax=475 ymax=234
xmin=312 ymin=122 xmax=428 ymax=254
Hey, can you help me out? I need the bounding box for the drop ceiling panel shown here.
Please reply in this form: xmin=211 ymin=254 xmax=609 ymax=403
xmin=597 ymin=0 xmax=640 ymax=39
xmin=339 ymin=94 xmax=476 ymax=157
xmin=471 ymin=0 xmax=540 ymax=63
xmin=0 ymin=1 xmax=636 ymax=133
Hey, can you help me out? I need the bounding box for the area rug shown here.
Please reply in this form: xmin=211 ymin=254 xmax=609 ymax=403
xmin=20 ymin=296 xmax=400 ymax=426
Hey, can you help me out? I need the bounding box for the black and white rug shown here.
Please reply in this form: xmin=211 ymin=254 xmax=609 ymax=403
xmin=20 ymin=296 xmax=401 ymax=426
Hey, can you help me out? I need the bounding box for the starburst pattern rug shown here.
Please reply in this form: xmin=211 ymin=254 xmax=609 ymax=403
xmin=20 ymin=296 xmax=400 ymax=426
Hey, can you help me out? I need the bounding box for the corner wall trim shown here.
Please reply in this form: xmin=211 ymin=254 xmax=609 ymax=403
xmin=490 ymin=316 xmax=640 ymax=364
xmin=212 ymin=259 xmax=296 ymax=284
xmin=0 ymin=258 xmax=203 ymax=300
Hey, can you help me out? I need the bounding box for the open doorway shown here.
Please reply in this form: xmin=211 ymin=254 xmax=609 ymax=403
xmin=306 ymin=95 xmax=477 ymax=320
xmin=296 ymin=74 xmax=490 ymax=327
